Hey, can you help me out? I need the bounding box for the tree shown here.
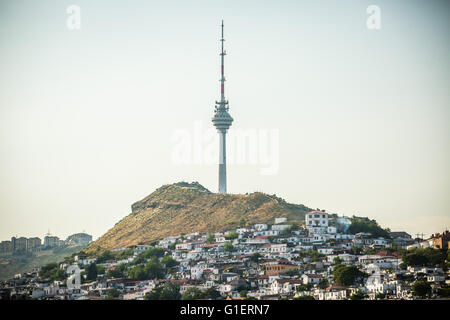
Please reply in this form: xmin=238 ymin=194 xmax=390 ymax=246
xmin=133 ymin=247 xmax=165 ymax=265
xmin=161 ymin=256 xmax=178 ymax=270
xmin=412 ymin=281 xmax=431 ymax=299
xmin=39 ymin=263 xmax=66 ymax=281
xmin=226 ymin=232 xmax=239 ymax=240
xmin=145 ymin=283 xmax=181 ymax=300
xmin=318 ymin=278 xmax=329 ymax=289
xmin=347 ymin=218 xmax=390 ymax=238
xmin=206 ymin=234 xmax=215 ymax=244
xmin=349 ymin=290 xmax=368 ymax=300
xmin=296 ymin=284 xmax=313 ymax=292
xmin=203 ymin=287 xmax=221 ymax=300
xmin=146 ymin=247 xmax=165 ymax=258
xmin=437 ymin=287 xmax=450 ymax=298
xmin=224 ymin=243 xmax=234 ymax=252
xmin=375 ymin=292 xmax=386 ymax=300
xmin=182 ymin=287 xmax=204 ymax=300
xmin=86 ymin=263 xmax=98 ymax=281
xmin=97 ymin=250 xmax=114 ymax=263
xmin=145 ymin=258 xmax=164 ymax=279
xmin=333 ymin=257 xmax=344 ymax=265
xmin=128 ymin=265 xmax=148 ymax=280
xmin=159 ymin=282 xmax=181 ymax=300
xmin=39 ymin=263 xmax=58 ymax=279
xmin=333 ymin=265 xmax=365 ymax=286
xmin=239 ymin=290 xmax=248 ymax=298
xmin=106 ymin=288 xmax=120 ymax=299
xmin=402 ymin=248 xmax=445 ymax=268
xmin=350 ymin=246 xmax=362 ymax=255
xmin=145 ymin=286 xmax=163 ymax=300
xmin=250 ymin=252 xmax=261 ymax=263
xmin=106 ymin=268 xmax=124 ymax=279
xmin=97 ymin=265 xmax=106 ymax=275
xmin=117 ymin=249 xmax=134 ymax=260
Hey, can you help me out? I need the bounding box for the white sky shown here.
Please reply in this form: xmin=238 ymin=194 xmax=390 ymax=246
xmin=0 ymin=0 xmax=449 ymax=241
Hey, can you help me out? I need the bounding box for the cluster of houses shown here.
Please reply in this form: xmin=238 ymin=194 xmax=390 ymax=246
xmin=1 ymin=211 xmax=448 ymax=300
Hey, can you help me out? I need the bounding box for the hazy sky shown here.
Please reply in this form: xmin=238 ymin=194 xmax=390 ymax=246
xmin=0 ymin=0 xmax=449 ymax=241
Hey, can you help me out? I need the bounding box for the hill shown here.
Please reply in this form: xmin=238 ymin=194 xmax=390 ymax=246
xmin=85 ymin=182 xmax=311 ymax=253
xmin=0 ymin=245 xmax=86 ymax=280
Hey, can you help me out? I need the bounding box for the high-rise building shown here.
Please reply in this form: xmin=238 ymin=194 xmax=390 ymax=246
xmin=11 ymin=237 xmax=27 ymax=252
xmin=44 ymin=235 xmax=60 ymax=248
xmin=0 ymin=241 xmax=13 ymax=255
xmin=26 ymin=237 xmax=42 ymax=252
xmin=212 ymin=20 xmax=233 ymax=193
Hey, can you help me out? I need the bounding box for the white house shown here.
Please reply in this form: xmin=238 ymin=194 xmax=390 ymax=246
xmin=254 ymin=224 xmax=268 ymax=231
xmin=301 ymin=274 xmax=323 ymax=285
xmin=305 ymin=211 xmax=329 ymax=235
xmin=176 ymin=243 xmax=192 ymax=250
xmin=247 ymin=236 xmax=270 ymax=244
xmin=317 ymin=287 xmax=348 ymax=300
xmin=327 ymin=226 xmax=337 ymax=234
xmin=271 ymin=278 xmax=302 ymax=294
xmin=215 ymin=236 xmax=226 ymax=243
xmin=271 ymin=224 xmax=291 ymax=232
xmin=255 ymin=230 xmax=280 ymax=237
xmin=270 ymin=243 xmax=288 ymax=254
xmin=159 ymin=236 xmax=178 ymax=248
xmin=275 ymin=217 xmax=288 ymax=224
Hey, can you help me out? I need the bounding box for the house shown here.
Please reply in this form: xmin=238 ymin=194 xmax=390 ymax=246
xmin=271 ymin=278 xmax=302 ymax=294
xmin=176 ymin=242 xmax=192 ymax=250
xmin=372 ymin=238 xmax=388 ymax=248
xmin=317 ymin=285 xmax=348 ymax=300
xmin=122 ymin=288 xmax=147 ymax=300
xmin=389 ymin=231 xmax=412 ymax=239
xmin=327 ymin=226 xmax=337 ymax=234
xmin=429 ymin=231 xmax=450 ymax=250
xmin=215 ymin=236 xmax=226 ymax=243
xmin=159 ymin=236 xmax=178 ymax=248
xmin=257 ymin=275 xmax=270 ymax=288
xmin=271 ymin=225 xmax=290 ymax=232
xmin=327 ymin=254 xmax=356 ymax=264
xmin=254 ymin=224 xmax=268 ymax=231
xmin=221 ymin=272 xmax=239 ymax=282
xmin=270 ymin=244 xmax=287 ymax=254
xmin=317 ymin=246 xmax=346 ymax=255
xmin=247 ymin=236 xmax=270 ymax=244
xmin=217 ymin=283 xmax=234 ymax=295
xmin=306 ymin=211 xmax=329 ymax=235
xmin=301 ymin=274 xmax=323 ymax=285
xmin=255 ymin=230 xmax=280 ymax=237
xmin=427 ymin=275 xmax=445 ymax=283
xmin=275 ymin=217 xmax=288 ymax=224
xmin=264 ymin=260 xmax=300 ymax=276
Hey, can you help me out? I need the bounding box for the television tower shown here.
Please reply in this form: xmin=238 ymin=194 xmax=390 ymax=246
xmin=212 ymin=20 xmax=233 ymax=193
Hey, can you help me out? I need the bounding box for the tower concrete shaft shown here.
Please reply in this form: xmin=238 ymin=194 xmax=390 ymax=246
xmin=212 ymin=20 xmax=233 ymax=193
xmin=219 ymin=131 xmax=227 ymax=193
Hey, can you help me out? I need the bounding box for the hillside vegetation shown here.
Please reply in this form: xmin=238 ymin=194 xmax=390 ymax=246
xmin=0 ymin=245 xmax=85 ymax=280
xmin=85 ymin=182 xmax=311 ymax=253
